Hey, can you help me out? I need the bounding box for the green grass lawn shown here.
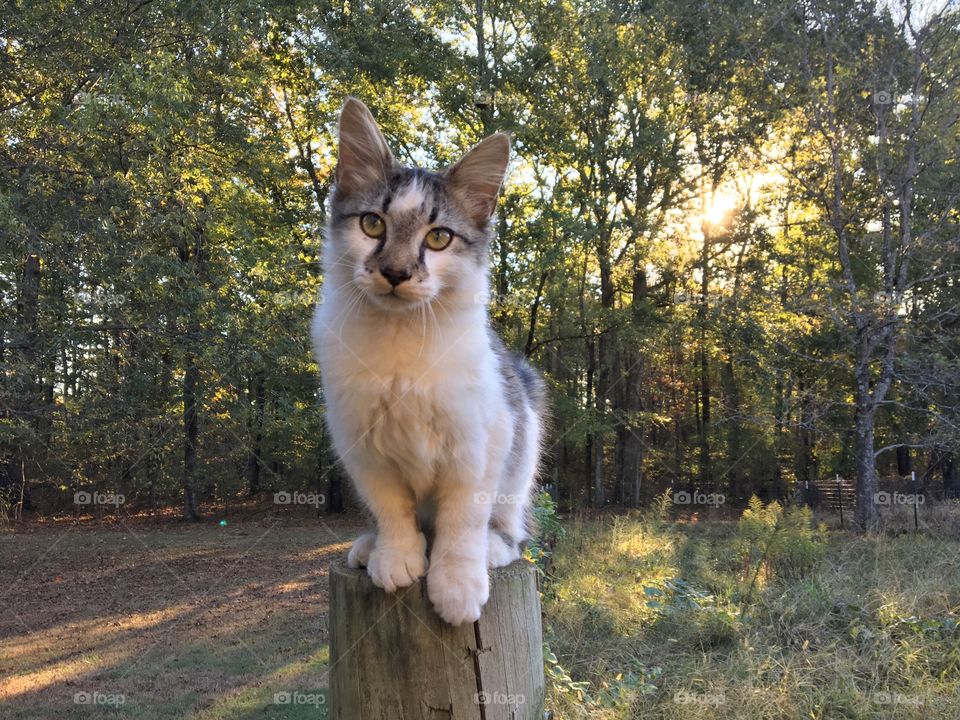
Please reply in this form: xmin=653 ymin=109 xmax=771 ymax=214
xmin=543 ymin=503 xmax=960 ymax=719
xmin=2 ymin=504 xmax=959 ymax=719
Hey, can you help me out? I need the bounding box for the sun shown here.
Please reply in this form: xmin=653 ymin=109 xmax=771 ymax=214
xmin=703 ymin=188 xmax=738 ymax=227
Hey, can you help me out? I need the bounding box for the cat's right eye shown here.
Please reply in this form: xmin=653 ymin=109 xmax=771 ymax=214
xmin=424 ymin=227 xmax=454 ymax=251
xmin=360 ymin=213 xmax=386 ymax=238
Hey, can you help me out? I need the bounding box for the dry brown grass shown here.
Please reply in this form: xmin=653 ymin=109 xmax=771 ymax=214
xmin=0 ymin=514 xmax=365 ymax=719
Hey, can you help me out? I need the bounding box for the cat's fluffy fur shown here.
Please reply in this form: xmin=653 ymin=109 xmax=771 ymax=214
xmin=311 ymin=98 xmax=545 ymax=626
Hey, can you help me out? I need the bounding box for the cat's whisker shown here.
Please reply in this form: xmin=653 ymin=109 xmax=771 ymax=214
xmin=416 ymin=301 xmax=428 ymax=359
xmin=426 ymin=300 xmax=441 ymax=348
xmin=336 ymin=285 xmax=366 ymax=342
xmin=432 ymin=297 xmax=453 ymax=327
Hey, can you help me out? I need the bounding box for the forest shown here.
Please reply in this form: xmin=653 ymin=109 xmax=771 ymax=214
xmin=2 ymin=0 xmax=959 ymax=531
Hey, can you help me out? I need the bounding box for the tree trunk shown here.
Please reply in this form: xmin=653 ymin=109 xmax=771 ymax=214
xmin=246 ymin=368 xmax=266 ymax=495
xmin=794 ymin=380 xmax=817 ymax=505
xmin=619 ymin=266 xmax=647 ymax=507
xmin=584 ymin=338 xmax=596 ymax=507
xmin=4 ymin=252 xmax=41 ymax=511
xmin=852 ymin=384 xmax=879 ymax=532
xmin=930 ymin=449 xmax=957 ymax=500
xmin=592 ymin=242 xmax=615 ymax=509
xmin=943 ymin=453 xmax=957 ymax=500
xmin=896 ymin=445 xmax=912 ymax=477
xmin=697 ymin=233 xmax=712 ymax=490
xmin=620 ymin=417 xmax=643 ymax=506
xmin=182 ymin=351 xmax=200 ymax=521
xmin=179 ymin=204 xmax=208 ymax=521
xmin=592 ymin=437 xmax=605 ymax=508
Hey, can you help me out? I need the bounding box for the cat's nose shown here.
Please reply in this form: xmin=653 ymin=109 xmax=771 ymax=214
xmin=380 ymin=266 xmax=411 ymax=287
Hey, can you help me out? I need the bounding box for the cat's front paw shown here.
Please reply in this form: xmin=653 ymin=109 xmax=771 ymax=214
xmin=346 ymin=532 xmax=376 ymax=569
xmin=366 ymin=533 xmax=428 ymax=592
xmin=427 ymin=560 xmax=489 ymax=626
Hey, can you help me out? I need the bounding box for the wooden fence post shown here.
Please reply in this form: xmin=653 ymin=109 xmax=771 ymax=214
xmin=329 ymin=559 xmax=545 ymax=720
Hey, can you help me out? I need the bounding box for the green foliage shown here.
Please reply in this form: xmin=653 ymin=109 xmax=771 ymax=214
xmin=593 ymin=661 xmax=662 ymax=709
xmin=544 ymin=642 xmax=592 ymax=702
xmin=737 ymin=497 xmax=827 ymax=593
xmin=526 ymin=490 xmax=565 ymax=570
xmin=1 ymin=0 xmax=958 ymax=525
xmin=544 ymin=639 xmax=661 ymax=711
xmin=645 ymin=489 xmax=674 ymax=524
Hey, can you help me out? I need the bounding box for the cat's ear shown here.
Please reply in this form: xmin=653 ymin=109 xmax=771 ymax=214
xmin=445 ymin=133 xmax=510 ymax=225
xmin=335 ymin=97 xmax=395 ymax=194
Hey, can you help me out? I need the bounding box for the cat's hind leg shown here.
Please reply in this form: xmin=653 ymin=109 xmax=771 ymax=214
xmin=486 ymin=528 xmax=521 ymax=568
xmin=487 ymin=405 xmax=541 ymax=569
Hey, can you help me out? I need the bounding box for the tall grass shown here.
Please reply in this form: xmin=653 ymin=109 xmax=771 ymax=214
xmin=543 ymin=502 xmax=960 ymax=719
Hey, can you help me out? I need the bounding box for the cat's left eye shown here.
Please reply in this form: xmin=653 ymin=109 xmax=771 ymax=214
xmin=424 ymin=228 xmax=454 ymax=251
xmin=360 ymin=212 xmax=386 ymax=238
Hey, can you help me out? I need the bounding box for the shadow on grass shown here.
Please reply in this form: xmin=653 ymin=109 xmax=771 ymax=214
xmin=0 ymin=521 xmax=368 ymax=720
xmin=4 ymin=609 xmax=332 ymax=720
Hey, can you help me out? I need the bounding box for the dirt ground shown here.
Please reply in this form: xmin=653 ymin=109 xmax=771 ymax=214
xmin=0 ymin=512 xmax=366 ymax=719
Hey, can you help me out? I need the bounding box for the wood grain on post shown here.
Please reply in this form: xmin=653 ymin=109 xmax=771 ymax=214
xmin=328 ymin=559 xmax=545 ymax=720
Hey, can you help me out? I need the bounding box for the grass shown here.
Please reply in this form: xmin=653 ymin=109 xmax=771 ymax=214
xmin=2 ymin=503 xmax=959 ymax=719
xmin=542 ymin=504 xmax=960 ymax=719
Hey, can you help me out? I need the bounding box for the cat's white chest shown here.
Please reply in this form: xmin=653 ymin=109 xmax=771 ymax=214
xmin=361 ymin=373 xmax=449 ymax=477
xmin=315 ymin=302 xmax=491 ymax=490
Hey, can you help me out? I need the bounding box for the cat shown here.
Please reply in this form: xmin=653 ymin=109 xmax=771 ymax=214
xmin=311 ymin=97 xmax=545 ymax=626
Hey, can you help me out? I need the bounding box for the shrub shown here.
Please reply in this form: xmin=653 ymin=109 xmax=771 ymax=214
xmin=527 ymin=490 xmax=565 ymax=572
xmin=737 ymin=496 xmax=827 ymax=599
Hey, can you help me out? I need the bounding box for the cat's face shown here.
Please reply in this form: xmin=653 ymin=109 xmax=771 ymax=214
xmin=326 ymin=98 xmax=510 ymax=312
